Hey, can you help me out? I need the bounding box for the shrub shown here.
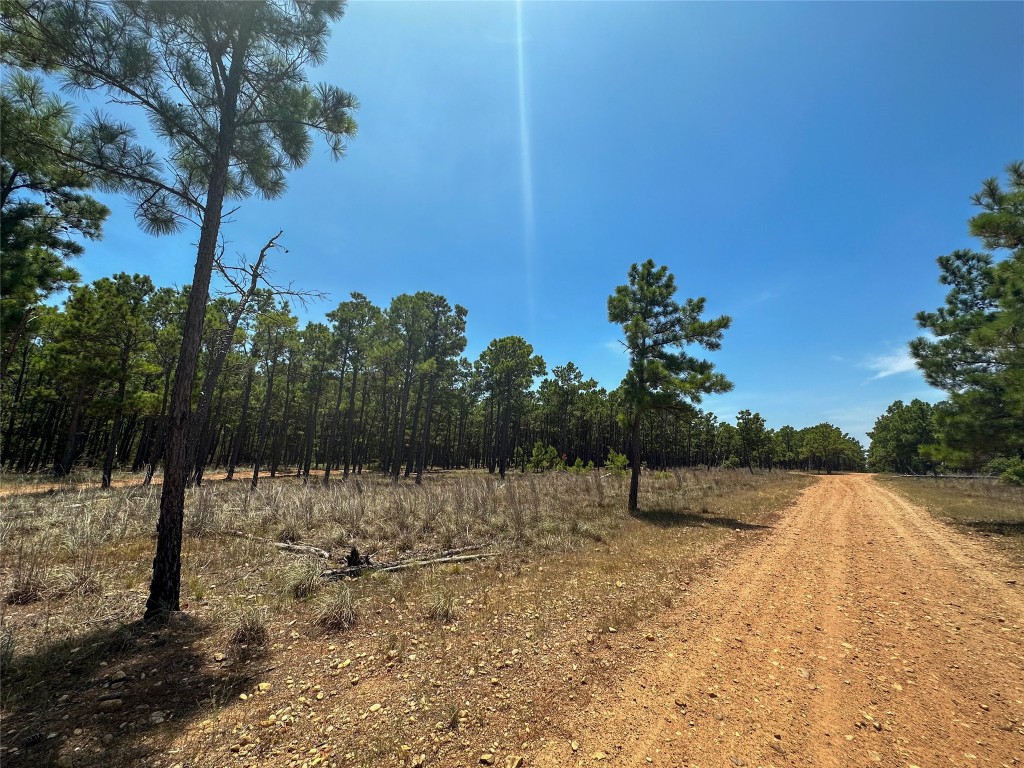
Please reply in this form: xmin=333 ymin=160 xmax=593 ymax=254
xmin=567 ymin=457 xmax=595 ymax=475
xmin=998 ymin=458 xmax=1024 ymax=486
xmin=529 ymin=442 xmax=565 ymax=472
xmin=606 ymin=447 xmax=629 ymax=474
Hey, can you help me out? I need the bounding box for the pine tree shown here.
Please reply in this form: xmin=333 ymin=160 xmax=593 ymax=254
xmin=607 ymin=260 xmax=731 ymax=512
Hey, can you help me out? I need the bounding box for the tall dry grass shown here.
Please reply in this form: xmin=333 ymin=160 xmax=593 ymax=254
xmin=0 ymin=467 xmax=805 ymax=706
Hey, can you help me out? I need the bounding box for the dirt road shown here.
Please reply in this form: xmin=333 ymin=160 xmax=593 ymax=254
xmin=534 ymin=474 xmax=1024 ymax=768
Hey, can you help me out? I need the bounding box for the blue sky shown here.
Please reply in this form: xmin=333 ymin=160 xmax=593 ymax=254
xmin=72 ymin=1 xmax=1024 ymax=446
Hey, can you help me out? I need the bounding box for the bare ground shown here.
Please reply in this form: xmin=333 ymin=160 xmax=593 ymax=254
xmin=533 ymin=474 xmax=1024 ymax=768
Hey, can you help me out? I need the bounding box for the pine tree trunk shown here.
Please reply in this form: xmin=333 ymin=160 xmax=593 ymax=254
xmin=250 ymin=358 xmax=276 ymax=489
xmin=54 ymin=387 xmax=85 ymax=477
xmin=146 ymin=13 xmax=254 ymax=621
xmin=628 ymin=414 xmax=641 ymax=513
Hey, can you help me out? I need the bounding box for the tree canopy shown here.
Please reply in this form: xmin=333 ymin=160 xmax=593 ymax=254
xmin=909 ymin=161 xmax=1024 ymax=468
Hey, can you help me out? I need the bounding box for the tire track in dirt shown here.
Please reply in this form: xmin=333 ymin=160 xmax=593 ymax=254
xmin=532 ymin=474 xmax=1024 ymax=768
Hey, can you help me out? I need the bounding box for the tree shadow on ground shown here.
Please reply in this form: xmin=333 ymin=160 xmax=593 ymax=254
xmin=961 ymin=520 xmax=1024 ymax=537
xmin=632 ymin=507 xmax=772 ymax=531
xmin=2 ymin=612 xmax=265 ymax=767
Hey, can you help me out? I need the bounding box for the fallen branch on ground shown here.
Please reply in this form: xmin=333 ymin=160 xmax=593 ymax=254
xmin=223 ymin=530 xmax=330 ymax=559
xmin=322 ymin=551 xmax=500 ymax=581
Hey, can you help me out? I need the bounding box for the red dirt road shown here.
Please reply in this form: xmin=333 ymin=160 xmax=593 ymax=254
xmin=534 ymin=474 xmax=1024 ymax=768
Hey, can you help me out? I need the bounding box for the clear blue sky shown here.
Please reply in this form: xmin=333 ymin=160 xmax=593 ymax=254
xmin=74 ymin=1 xmax=1024 ymax=446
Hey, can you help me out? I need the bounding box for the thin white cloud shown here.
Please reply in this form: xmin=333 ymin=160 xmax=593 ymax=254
xmin=863 ymin=348 xmax=917 ymax=380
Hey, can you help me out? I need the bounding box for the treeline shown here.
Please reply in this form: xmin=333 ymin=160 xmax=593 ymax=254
xmin=0 ymin=279 xmax=865 ymax=483
xmin=868 ymin=162 xmax=1024 ymax=484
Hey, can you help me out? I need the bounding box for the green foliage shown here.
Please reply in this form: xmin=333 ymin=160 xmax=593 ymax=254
xmin=910 ymin=161 xmax=1024 ymax=464
xmin=800 ymin=423 xmax=865 ymax=474
xmin=735 ymin=409 xmax=772 ymax=471
xmin=996 ymin=458 xmax=1024 ymax=486
xmin=606 ymin=447 xmax=630 ymax=474
xmin=2 ymin=0 xmax=358 ymax=233
xmin=607 ymin=260 xmax=732 ymax=418
xmin=867 ymin=399 xmax=937 ymax=474
xmin=567 ymin=457 xmax=594 ymax=475
xmin=528 ymin=442 xmax=565 ymax=472
xmin=0 ymin=71 xmax=110 ymax=374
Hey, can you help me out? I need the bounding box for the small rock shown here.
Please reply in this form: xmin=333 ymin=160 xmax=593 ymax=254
xmin=571 ymin=740 xmax=579 ymax=751
xmin=213 ymin=653 xmax=225 ymax=662
xmin=591 ymin=752 xmax=607 ymax=761
xmin=369 ymin=703 xmax=382 ymax=713
xmin=480 ymin=754 xmax=494 ymax=765
xmin=97 ymin=699 xmax=123 ymax=713
xmin=411 ymin=755 xmax=427 ymax=768
xmin=111 ymin=670 xmax=128 ymax=682
xmin=149 ymin=711 xmax=166 ymax=724
xmin=257 ymin=682 xmax=272 ymax=692
xmin=730 ymin=758 xmax=746 ymax=767
xmin=506 ymin=757 xmax=523 ymax=768
xmin=55 ymin=755 xmax=73 ymax=768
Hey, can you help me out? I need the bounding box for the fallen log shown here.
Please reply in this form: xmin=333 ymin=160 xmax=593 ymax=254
xmin=322 ymin=551 xmax=499 ymax=581
xmin=224 ymin=530 xmax=330 ymax=559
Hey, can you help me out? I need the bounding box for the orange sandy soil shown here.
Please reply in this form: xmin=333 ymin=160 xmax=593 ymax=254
xmin=534 ymin=474 xmax=1024 ymax=768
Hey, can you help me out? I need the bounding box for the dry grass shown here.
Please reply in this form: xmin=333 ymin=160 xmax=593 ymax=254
xmin=876 ymin=474 xmax=1024 ymax=564
xmin=0 ymin=467 xmax=813 ymax=767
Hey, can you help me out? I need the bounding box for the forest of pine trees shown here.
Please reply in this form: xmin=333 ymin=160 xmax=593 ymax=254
xmin=0 ymin=275 xmax=866 ymax=481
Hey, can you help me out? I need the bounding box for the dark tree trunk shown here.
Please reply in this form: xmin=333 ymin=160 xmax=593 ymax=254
xmin=414 ymin=375 xmax=437 ymax=484
xmin=226 ymin=365 xmax=254 ymax=481
xmin=250 ymin=357 xmax=276 ymax=489
xmin=389 ymin=365 xmax=413 ymax=482
xmin=627 ymin=413 xmax=641 ymax=513
xmin=404 ymin=376 xmax=426 ymax=478
xmin=54 ymin=388 xmax=86 ymax=477
xmin=342 ymin=364 xmax=360 ymax=477
xmin=146 ymin=12 xmax=254 ymax=621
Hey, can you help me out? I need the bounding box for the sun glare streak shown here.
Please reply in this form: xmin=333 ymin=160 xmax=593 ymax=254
xmin=515 ymin=0 xmax=536 ymax=328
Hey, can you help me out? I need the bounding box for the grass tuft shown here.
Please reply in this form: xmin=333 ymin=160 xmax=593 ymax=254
xmin=282 ymin=556 xmax=323 ymax=601
xmin=313 ymin=584 xmax=357 ymax=631
xmin=425 ymin=583 xmax=459 ymax=624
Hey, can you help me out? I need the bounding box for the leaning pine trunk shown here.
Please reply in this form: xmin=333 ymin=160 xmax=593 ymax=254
xmin=145 ymin=16 xmax=252 ymax=621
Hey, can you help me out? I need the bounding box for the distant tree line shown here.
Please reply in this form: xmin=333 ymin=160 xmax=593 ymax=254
xmin=868 ymin=162 xmax=1024 ymax=485
xmin=0 ymin=277 xmax=866 ymax=483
